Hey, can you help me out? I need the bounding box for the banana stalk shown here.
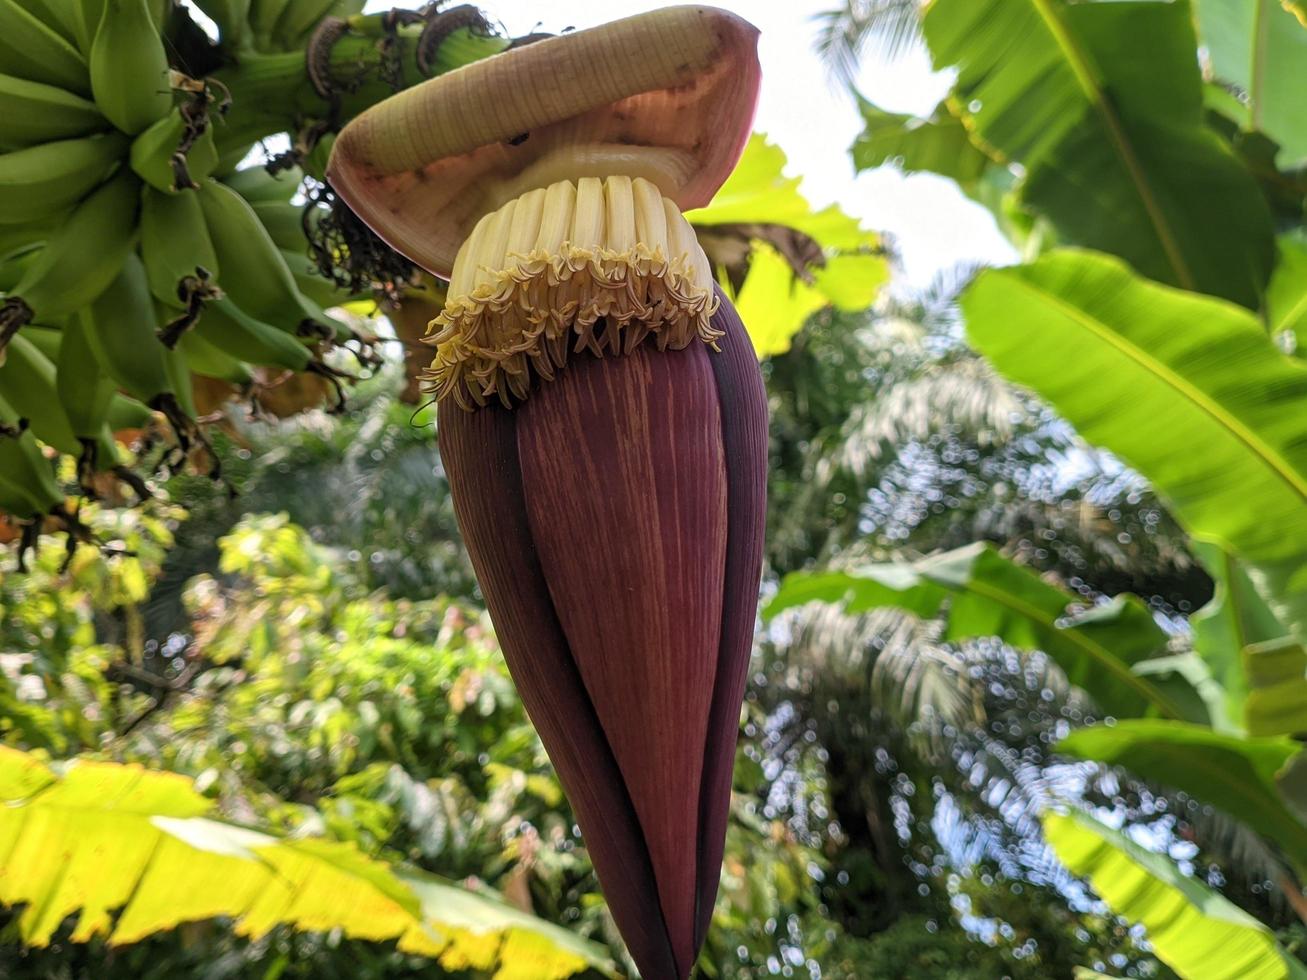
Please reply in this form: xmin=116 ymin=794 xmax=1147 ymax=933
xmin=212 ymin=22 xmax=508 ymax=161
xmin=328 ymin=10 xmax=765 ymax=978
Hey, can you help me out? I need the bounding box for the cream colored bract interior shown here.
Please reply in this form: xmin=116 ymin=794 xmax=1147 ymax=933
xmin=424 ymin=175 xmax=720 ymax=409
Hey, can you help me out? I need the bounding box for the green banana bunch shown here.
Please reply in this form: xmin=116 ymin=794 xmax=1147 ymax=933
xmin=24 ymin=322 xmax=156 ymax=432
xmin=89 ymin=0 xmax=172 ymax=134
xmin=0 ymin=132 xmax=127 ymax=225
xmin=270 ymin=0 xmax=335 ymax=48
xmin=221 ymin=164 xmax=301 ymax=203
xmin=249 ymin=197 xmax=324 ymax=252
xmin=0 ymin=332 xmax=85 ymax=456
xmin=197 ymin=177 xmax=339 ymax=337
xmin=0 ymin=217 xmax=59 ymax=263
xmin=178 ymin=328 xmax=254 ymax=385
xmin=247 ymin=0 xmax=292 ymax=49
xmin=194 ymin=296 xmax=314 ymax=372
xmin=72 ymin=0 xmax=104 ymax=51
xmin=0 ymin=249 xmax=35 ymax=292
xmin=0 ymin=0 xmax=90 ymax=95
xmin=0 ymin=393 xmax=64 ymax=520
xmin=130 ymin=107 xmax=220 ymax=192
xmin=2 ymin=168 xmax=139 ymax=324
xmin=140 ymin=185 xmax=219 ymax=308
xmin=279 ymin=247 xmax=344 ymax=308
xmin=0 ymin=328 xmax=127 ymax=497
xmin=57 ymin=312 xmax=116 ymax=439
xmin=0 ymin=74 xmax=108 ymax=151
xmin=81 ymin=251 xmax=178 ymax=407
xmin=12 ymin=0 xmax=81 ymax=46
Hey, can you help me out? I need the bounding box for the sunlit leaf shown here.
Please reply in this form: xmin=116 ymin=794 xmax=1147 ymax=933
xmin=689 ymin=134 xmax=887 ymax=356
xmin=1269 ymin=235 xmax=1307 ymax=347
xmin=964 ymin=250 xmax=1307 ymax=635
xmin=923 ymin=0 xmax=1274 ymax=307
xmin=850 ymin=97 xmax=993 ymax=187
xmin=766 ymin=542 xmax=1198 ymax=720
xmin=719 ymin=243 xmax=830 ymax=358
xmin=0 ymin=747 xmax=612 ymax=978
xmin=1058 ymin=720 xmax=1307 ymax=870
xmin=1194 ymin=0 xmax=1307 ymax=168
xmin=1190 ymin=541 xmax=1289 ymax=731
xmin=1044 ymin=808 xmax=1307 ymax=980
xmin=1243 ymin=638 xmax=1307 ymax=737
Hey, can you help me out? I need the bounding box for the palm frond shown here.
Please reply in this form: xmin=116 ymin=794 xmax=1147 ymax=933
xmin=812 ymin=0 xmax=926 ymax=87
xmin=832 ymin=357 xmax=1026 ymax=476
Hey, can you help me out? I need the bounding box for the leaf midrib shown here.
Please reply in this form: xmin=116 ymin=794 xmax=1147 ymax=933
xmin=1251 ymin=0 xmax=1271 ymax=130
xmin=953 ymin=573 xmax=1185 ymax=719
xmin=1027 ymin=0 xmax=1195 ymax=290
xmin=1004 ymin=274 xmax=1307 ymax=508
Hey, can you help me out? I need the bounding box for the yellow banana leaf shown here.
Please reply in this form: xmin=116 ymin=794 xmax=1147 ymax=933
xmin=0 ymin=746 xmax=613 ymax=979
xmin=688 ymin=134 xmax=888 ymax=358
xmin=1044 ymin=808 xmax=1307 ymax=980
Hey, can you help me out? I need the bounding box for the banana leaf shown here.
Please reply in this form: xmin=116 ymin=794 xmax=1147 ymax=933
xmin=1045 ymin=808 xmax=1307 ymax=980
xmin=0 ymin=746 xmax=613 ymax=978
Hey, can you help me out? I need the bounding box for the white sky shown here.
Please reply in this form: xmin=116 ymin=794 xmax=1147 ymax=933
xmin=481 ymin=0 xmax=1017 ymax=290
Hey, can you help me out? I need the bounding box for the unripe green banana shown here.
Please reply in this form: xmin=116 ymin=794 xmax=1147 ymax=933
xmin=0 ymin=332 xmax=82 ymax=455
xmin=13 ymin=0 xmax=80 ymax=45
xmin=0 ymin=74 xmax=107 ymax=150
xmin=222 ymin=163 xmax=301 ymax=203
xmin=191 ymin=0 xmax=251 ymax=49
xmin=0 ymin=394 xmax=64 ymax=516
xmin=195 ymin=296 xmax=313 ymax=371
xmin=18 ymin=322 xmax=61 ymax=359
xmin=160 ymin=318 xmax=197 ymax=419
xmin=197 ymin=177 xmax=337 ymax=336
xmin=140 ymin=185 xmax=219 ymax=308
xmin=20 ymin=319 xmax=154 ymax=434
xmin=57 ymin=310 xmax=116 ymax=439
xmin=4 ymin=167 xmax=139 ymax=321
xmin=0 ymin=0 xmax=90 ymax=95
xmin=72 ymin=0 xmax=104 ymax=51
xmin=271 ymin=0 xmax=335 ymax=48
xmin=89 ymin=0 xmax=172 ymax=134
xmin=0 ymin=218 xmax=58 ymax=262
xmin=248 ymin=0 xmax=293 ymax=49
xmin=178 ymin=328 xmax=254 ymax=384
xmin=107 ymin=392 xmax=153 ymax=430
xmin=250 ymin=198 xmax=322 ymax=251
xmin=279 ymin=247 xmax=344 ymax=307
xmin=81 ymin=251 xmax=173 ymax=403
xmin=0 ymin=132 xmax=127 ymax=225
xmin=130 ymin=107 xmax=219 ymax=192
xmin=0 ymin=249 xmax=36 ymax=292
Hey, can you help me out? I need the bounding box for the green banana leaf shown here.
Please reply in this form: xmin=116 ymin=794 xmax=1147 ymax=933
xmin=688 ymin=134 xmax=887 ymax=357
xmin=963 ymin=249 xmax=1307 ymax=635
xmin=1193 ymin=0 xmax=1307 ymax=169
xmin=1190 ymin=541 xmax=1290 ymax=732
xmin=1044 ymin=808 xmax=1307 ymax=980
xmin=1269 ymin=235 xmax=1307 ymax=347
xmin=0 ymin=747 xmax=613 ymax=978
xmin=850 ymin=97 xmax=993 ymax=189
xmin=1057 ymin=720 xmax=1307 ymax=870
xmin=921 ymin=0 xmax=1273 ymax=307
xmin=1244 ymin=638 xmax=1307 ymax=737
xmin=765 ymin=541 xmax=1200 ymax=721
